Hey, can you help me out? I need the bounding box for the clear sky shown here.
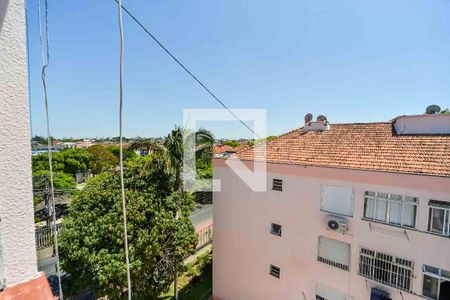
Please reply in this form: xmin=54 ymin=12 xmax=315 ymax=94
xmin=27 ymin=0 xmax=450 ymax=139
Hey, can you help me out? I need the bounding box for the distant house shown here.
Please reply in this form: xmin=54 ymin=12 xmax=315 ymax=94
xmin=213 ymin=113 xmax=450 ymax=300
xmin=214 ymin=143 xmax=249 ymax=158
xmin=75 ymin=140 xmax=95 ymax=149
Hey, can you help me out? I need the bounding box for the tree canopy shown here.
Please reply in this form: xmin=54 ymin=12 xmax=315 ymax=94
xmin=87 ymin=145 xmax=119 ymax=174
xmin=32 ymin=148 xmax=91 ymax=175
xmin=106 ymin=145 xmax=137 ymax=162
xmin=59 ymin=156 xmax=198 ymax=299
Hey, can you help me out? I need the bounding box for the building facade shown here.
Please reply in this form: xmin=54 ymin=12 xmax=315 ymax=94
xmin=213 ymin=115 xmax=450 ymax=300
xmin=0 ymin=0 xmax=53 ymax=297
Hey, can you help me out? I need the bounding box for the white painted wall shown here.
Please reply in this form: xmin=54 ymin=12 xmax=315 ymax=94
xmin=0 ymin=0 xmax=39 ymax=286
xmin=393 ymin=114 xmax=450 ymax=135
xmin=213 ymin=160 xmax=450 ymax=300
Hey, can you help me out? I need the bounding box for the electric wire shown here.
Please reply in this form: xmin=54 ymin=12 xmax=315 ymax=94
xmin=113 ymin=0 xmax=261 ymax=139
xmin=117 ymin=0 xmax=132 ymax=299
xmin=37 ymin=0 xmax=63 ymax=298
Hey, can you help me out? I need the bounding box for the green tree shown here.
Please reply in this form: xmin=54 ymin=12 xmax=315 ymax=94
xmin=59 ymin=157 xmax=197 ymax=299
xmin=88 ymin=145 xmax=119 ymax=174
xmin=223 ymin=140 xmax=240 ymax=147
xmin=440 ymin=108 xmax=450 ymax=114
xmin=33 ymin=170 xmax=77 ymax=192
xmin=107 ymin=145 xmax=137 ymax=161
xmin=32 ymin=148 xmax=91 ymax=175
xmin=129 ymin=137 xmax=162 ymax=155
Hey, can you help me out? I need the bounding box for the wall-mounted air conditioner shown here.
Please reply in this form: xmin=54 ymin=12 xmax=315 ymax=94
xmin=326 ymin=215 xmax=349 ymax=232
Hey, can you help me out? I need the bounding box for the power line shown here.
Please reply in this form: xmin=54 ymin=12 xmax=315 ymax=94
xmin=37 ymin=0 xmax=63 ymax=298
xmin=117 ymin=1 xmax=132 ymax=299
xmin=112 ymin=0 xmax=260 ymax=139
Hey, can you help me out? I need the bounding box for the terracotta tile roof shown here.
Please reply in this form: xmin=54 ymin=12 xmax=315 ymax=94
xmin=234 ymin=122 xmax=450 ymax=177
xmin=214 ymin=144 xmax=250 ymax=155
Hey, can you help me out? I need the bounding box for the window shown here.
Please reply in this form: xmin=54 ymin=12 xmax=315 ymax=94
xmin=363 ymin=191 xmax=418 ymax=228
xmin=269 ymin=265 xmax=280 ymax=278
xmin=270 ymin=223 xmax=282 ymax=237
xmin=317 ymin=236 xmax=350 ymax=271
xmin=428 ymin=200 xmax=450 ymax=237
xmin=358 ymin=247 xmax=414 ymax=292
xmin=315 ymin=284 xmax=349 ymax=300
xmin=422 ymin=265 xmax=450 ymax=300
xmin=272 ymin=179 xmax=283 ymax=191
xmin=321 ymin=185 xmax=354 ymax=216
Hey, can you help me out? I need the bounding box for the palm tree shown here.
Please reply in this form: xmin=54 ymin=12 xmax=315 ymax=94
xmin=129 ymin=137 xmax=162 ymax=156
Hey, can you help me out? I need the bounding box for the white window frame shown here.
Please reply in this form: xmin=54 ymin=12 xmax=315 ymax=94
xmin=428 ymin=200 xmax=450 ymax=237
xmin=422 ymin=265 xmax=450 ymax=300
xmin=321 ymin=185 xmax=354 ymax=217
xmin=317 ymin=236 xmax=351 ymax=271
xmin=358 ymin=247 xmax=414 ymax=293
xmin=363 ymin=191 xmax=418 ymax=228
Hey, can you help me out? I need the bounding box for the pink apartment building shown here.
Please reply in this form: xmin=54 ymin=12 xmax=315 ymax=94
xmin=213 ymin=114 xmax=450 ymax=300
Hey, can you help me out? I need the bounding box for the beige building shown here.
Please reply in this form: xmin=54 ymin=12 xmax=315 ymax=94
xmin=213 ymin=114 xmax=450 ymax=300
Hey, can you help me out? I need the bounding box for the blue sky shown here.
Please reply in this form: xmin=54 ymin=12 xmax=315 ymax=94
xmin=27 ymin=0 xmax=450 ymax=139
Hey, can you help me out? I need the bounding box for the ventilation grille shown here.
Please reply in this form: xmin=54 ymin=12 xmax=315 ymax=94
xmin=269 ymin=265 xmax=280 ymax=278
xmin=272 ymin=179 xmax=283 ymax=191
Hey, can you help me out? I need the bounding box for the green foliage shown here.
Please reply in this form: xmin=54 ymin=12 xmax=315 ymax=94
xmin=249 ymin=135 xmax=277 ymax=146
xmin=106 ymin=145 xmax=137 ymax=161
xmin=223 ymin=140 xmax=240 ymax=147
xmin=32 ymin=171 xmax=77 ymax=204
xmin=33 ymin=170 xmax=77 ymax=190
xmin=440 ymin=108 xmax=450 ymax=114
xmin=87 ymin=145 xmax=119 ymax=174
xmin=32 ymin=148 xmax=91 ymax=175
xmin=196 ymin=161 xmax=212 ymax=179
xmin=59 ymin=157 xmax=198 ymax=299
xmin=31 ymin=135 xmax=48 ymax=144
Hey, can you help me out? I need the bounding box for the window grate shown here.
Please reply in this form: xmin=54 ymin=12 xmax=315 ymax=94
xmin=358 ymin=247 xmax=414 ymax=292
xmin=270 ymin=223 xmax=282 ymax=237
xmin=272 ymin=179 xmax=283 ymax=191
xmin=269 ymin=265 xmax=280 ymax=278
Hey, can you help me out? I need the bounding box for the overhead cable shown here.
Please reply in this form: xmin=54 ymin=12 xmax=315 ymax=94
xmin=113 ymin=0 xmax=260 ymax=139
xmin=37 ymin=0 xmax=63 ymax=298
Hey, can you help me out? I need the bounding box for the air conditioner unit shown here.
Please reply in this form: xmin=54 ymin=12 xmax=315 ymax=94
xmin=326 ymin=215 xmax=349 ymax=232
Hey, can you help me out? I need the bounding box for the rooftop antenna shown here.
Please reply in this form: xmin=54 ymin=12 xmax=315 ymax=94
xmin=426 ymin=104 xmax=441 ymax=115
xmin=304 ymin=113 xmax=313 ymax=123
xmin=316 ymin=115 xmax=327 ymax=122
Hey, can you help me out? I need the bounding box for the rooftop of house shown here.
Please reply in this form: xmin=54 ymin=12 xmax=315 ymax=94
xmin=232 ymin=114 xmax=450 ymax=177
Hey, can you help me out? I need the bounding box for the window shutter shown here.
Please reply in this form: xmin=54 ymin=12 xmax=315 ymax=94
xmin=315 ymin=284 xmax=348 ymax=300
xmin=318 ymin=236 xmax=350 ymax=271
xmin=321 ymin=185 xmax=354 ymax=216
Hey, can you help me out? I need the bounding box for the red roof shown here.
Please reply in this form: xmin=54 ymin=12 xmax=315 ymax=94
xmin=234 ymin=122 xmax=450 ymax=177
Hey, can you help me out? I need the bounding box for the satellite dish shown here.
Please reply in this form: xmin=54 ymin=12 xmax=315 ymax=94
xmin=317 ymin=115 xmax=327 ymax=122
xmin=304 ymin=113 xmax=313 ymax=123
xmin=426 ymin=105 xmax=441 ymax=115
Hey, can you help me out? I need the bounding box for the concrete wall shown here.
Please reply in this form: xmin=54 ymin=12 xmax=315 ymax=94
xmin=213 ymin=159 xmax=450 ymax=300
xmin=0 ymin=0 xmax=38 ymax=286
